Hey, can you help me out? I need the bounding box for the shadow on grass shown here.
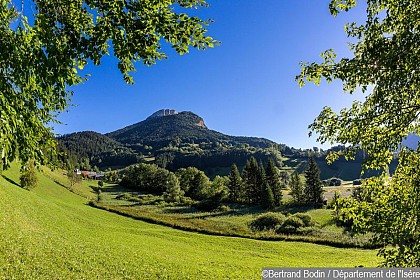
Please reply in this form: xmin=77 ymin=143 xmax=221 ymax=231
xmin=53 ymin=180 xmax=67 ymax=188
xmin=2 ymin=175 xmax=20 ymax=187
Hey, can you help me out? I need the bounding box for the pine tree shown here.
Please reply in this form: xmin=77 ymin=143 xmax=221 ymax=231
xmin=289 ymin=171 xmax=305 ymax=204
xmin=304 ymin=157 xmax=324 ymax=207
xmin=265 ymin=158 xmax=283 ymax=206
xmin=261 ymin=181 xmax=275 ymax=210
xmin=242 ymin=157 xmax=260 ymax=204
xmin=257 ymin=160 xmax=266 ymax=205
xmin=227 ymin=163 xmax=243 ymax=203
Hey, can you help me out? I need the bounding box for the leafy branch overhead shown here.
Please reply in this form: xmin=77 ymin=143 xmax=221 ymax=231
xmin=297 ymin=0 xmax=420 ymax=267
xmin=0 ymin=0 xmax=218 ymax=167
xmin=297 ymin=0 xmax=419 ymax=170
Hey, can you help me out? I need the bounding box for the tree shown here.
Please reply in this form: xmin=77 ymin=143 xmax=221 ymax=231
xmin=67 ymin=169 xmax=81 ymax=189
xmin=163 ymin=173 xmax=183 ymax=203
xmin=0 ymin=0 xmax=218 ymax=169
xmin=289 ymin=171 xmax=305 ymax=204
xmin=20 ymin=160 xmax=38 ymax=190
xmin=176 ymin=167 xmax=210 ymax=200
xmin=242 ymin=157 xmax=261 ymax=204
xmin=265 ymin=158 xmax=283 ymax=206
xmin=227 ymin=163 xmax=243 ymax=203
xmin=209 ymin=176 xmax=229 ymax=202
xmin=297 ymin=0 xmax=420 ymax=266
xmin=304 ymin=157 xmax=324 ymax=207
xmin=261 ymin=182 xmax=275 ymax=210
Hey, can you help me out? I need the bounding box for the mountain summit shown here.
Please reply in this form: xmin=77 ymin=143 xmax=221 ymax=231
xmin=106 ymin=111 xmax=212 ymax=146
xmin=147 ymin=109 xmax=178 ymax=119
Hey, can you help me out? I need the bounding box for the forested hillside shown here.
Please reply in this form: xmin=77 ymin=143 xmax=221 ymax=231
xmin=57 ymin=109 xmax=396 ymax=180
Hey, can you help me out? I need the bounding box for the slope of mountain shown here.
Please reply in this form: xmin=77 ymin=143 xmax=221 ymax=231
xmin=58 ymin=110 xmax=284 ymax=173
xmin=106 ymin=110 xmax=276 ymax=149
xmin=57 ymin=109 xmax=375 ymax=180
xmin=57 ymin=131 xmax=141 ymax=168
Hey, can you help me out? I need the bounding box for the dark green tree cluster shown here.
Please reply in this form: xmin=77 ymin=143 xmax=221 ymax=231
xmin=227 ymin=157 xmax=283 ymax=209
xmin=57 ymin=132 xmax=141 ymax=169
xmin=120 ymin=164 xmax=229 ymax=204
xmin=120 ymin=164 xmax=182 ymax=202
xmin=176 ymin=167 xmax=211 ymax=200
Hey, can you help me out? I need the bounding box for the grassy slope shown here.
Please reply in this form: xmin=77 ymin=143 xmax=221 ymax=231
xmin=0 ymin=165 xmax=378 ymax=279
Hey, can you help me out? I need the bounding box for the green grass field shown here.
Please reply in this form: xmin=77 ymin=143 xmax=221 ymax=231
xmin=0 ymin=164 xmax=379 ymax=279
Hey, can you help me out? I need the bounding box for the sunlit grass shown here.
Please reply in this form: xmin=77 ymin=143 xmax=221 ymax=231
xmin=0 ymin=164 xmax=379 ymax=278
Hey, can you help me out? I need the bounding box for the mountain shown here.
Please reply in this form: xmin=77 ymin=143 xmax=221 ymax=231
xmin=57 ymin=131 xmax=141 ymax=169
xmin=57 ymin=109 xmax=376 ymax=180
xmin=106 ymin=110 xmax=276 ymax=149
xmin=57 ymin=110 xmax=287 ymax=173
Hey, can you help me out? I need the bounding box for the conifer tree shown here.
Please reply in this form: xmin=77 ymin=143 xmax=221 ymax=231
xmin=227 ymin=163 xmax=243 ymax=203
xmin=257 ymin=160 xmax=266 ymax=204
xmin=265 ymin=158 xmax=283 ymax=206
xmin=242 ymin=157 xmax=260 ymax=204
xmin=261 ymin=181 xmax=275 ymax=210
xmin=289 ymin=171 xmax=305 ymax=204
xmin=304 ymin=157 xmax=324 ymax=207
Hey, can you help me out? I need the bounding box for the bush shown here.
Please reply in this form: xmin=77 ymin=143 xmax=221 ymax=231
xmin=353 ymin=179 xmax=362 ymax=186
xmin=248 ymin=213 xmax=286 ymax=231
xmin=179 ymin=196 xmax=194 ymax=206
xmin=296 ymin=226 xmax=320 ymax=235
xmin=276 ymin=216 xmax=305 ymax=234
xmin=293 ymin=213 xmax=314 ymax=227
xmin=194 ymin=199 xmax=220 ymax=211
xmin=277 ymin=225 xmax=298 ymax=234
xmin=216 ymin=205 xmax=231 ymax=212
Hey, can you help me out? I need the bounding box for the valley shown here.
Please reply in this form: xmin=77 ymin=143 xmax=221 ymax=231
xmin=0 ymin=164 xmax=378 ymax=278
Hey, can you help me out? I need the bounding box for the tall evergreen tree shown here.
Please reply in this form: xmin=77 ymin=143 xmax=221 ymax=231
xmin=242 ymin=157 xmax=260 ymax=204
xmin=227 ymin=163 xmax=243 ymax=203
xmin=289 ymin=171 xmax=305 ymax=204
xmin=257 ymin=160 xmax=266 ymax=205
xmin=261 ymin=181 xmax=275 ymax=210
xmin=265 ymin=158 xmax=283 ymax=206
xmin=304 ymin=157 xmax=324 ymax=207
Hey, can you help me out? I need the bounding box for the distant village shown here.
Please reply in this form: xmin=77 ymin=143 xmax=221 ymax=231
xmin=74 ymin=169 xmax=104 ymax=180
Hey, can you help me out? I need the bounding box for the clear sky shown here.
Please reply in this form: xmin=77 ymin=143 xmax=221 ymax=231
xmin=54 ymin=0 xmax=368 ymax=149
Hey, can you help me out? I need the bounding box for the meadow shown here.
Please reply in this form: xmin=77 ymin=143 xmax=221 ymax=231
xmin=0 ymin=164 xmax=379 ymax=279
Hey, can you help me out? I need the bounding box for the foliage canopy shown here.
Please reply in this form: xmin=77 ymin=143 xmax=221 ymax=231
xmin=297 ymin=0 xmax=419 ymax=169
xmin=0 ymin=0 xmax=218 ymax=168
xmin=298 ymin=0 xmax=420 ymax=267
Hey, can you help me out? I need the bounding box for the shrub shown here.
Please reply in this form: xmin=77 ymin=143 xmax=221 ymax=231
xmin=277 ymin=225 xmax=298 ymax=234
xmin=216 ymin=205 xmax=231 ymax=212
xmin=248 ymin=213 xmax=286 ymax=231
xmin=293 ymin=213 xmax=314 ymax=227
xmin=116 ymin=193 xmax=132 ymax=200
xmin=194 ymin=199 xmax=220 ymax=211
xmin=276 ymin=216 xmax=305 ymax=234
xmin=296 ymin=226 xmax=320 ymax=235
xmin=180 ymin=196 xmax=194 ymax=206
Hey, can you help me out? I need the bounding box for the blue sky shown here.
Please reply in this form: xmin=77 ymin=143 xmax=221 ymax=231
xmin=54 ymin=0 xmax=368 ymax=149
